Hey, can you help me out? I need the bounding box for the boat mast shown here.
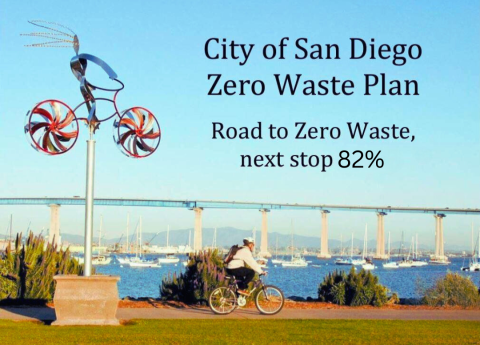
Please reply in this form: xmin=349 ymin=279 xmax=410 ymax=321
xmin=167 ymin=224 xmax=170 ymax=248
xmin=253 ymin=227 xmax=257 ymax=255
xmin=477 ymin=230 xmax=480 ymax=260
xmin=400 ymin=231 xmax=404 ymax=258
xmin=472 ymin=223 xmax=474 ymax=256
xmin=126 ymin=213 xmax=129 ymax=254
xmin=9 ymin=214 xmax=12 ymax=243
xmin=340 ymin=234 xmax=343 ymax=256
xmin=140 ymin=216 xmax=143 ymax=258
xmin=350 ymin=233 xmax=353 ymax=258
xmin=291 ymin=220 xmax=294 ymax=259
xmin=406 ymin=237 xmax=413 ymax=261
xmin=275 ymin=236 xmax=278 ymax=259
xmin=98 ymin=215 xmax=103 ymax=248
xmin=212 ymin=227 xmax=217 ymax=249
xmin=135 ymin=220 xmax=139 ymax=258
xmin=415 ymin=233 xmax=418 ymax=260
xmin=363 ymin=224 xmax=367 ymax=259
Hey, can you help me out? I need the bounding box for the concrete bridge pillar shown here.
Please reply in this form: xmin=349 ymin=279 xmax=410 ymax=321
xmin=49 ymin=204 xmax=61 ymax=248
xmin=434 ymin=214 xmax=446 ymax=259
xmin=193 ymin=207 xmax=203 ymax=252
xmin=317 ymin=210 xmax=331 ymax=259
xmin=258 ymin=209 xmax=271 ymax=258
xmin=374 ymin=212 xmax=387 ymax=259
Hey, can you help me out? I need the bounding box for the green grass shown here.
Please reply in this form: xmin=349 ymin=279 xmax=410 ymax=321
xmin=1 ymin=319 xmax=479 ymax=344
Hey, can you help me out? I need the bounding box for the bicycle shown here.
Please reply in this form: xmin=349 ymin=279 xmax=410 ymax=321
xmin=209 ymin=273 xmax=284 ymax=315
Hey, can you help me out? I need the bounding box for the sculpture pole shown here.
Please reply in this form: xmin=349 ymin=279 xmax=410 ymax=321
xmin=84 ymin=135 xmax=96 ymax=276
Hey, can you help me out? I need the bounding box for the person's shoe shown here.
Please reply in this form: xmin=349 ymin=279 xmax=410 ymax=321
xmin=237 ymin=289 xmax=249 ymax=296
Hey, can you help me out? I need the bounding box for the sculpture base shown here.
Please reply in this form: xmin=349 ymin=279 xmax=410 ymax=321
xmin=52 ymin=275 xmax=120 ymax=326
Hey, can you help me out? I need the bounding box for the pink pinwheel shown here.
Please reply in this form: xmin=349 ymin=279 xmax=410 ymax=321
xmin=113 ymin=107 xmax=161 ymax=158
xmin=25 ymin=100 xmax=79 ymax=155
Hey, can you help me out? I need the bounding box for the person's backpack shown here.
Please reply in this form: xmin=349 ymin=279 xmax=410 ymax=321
xmin=224 ymin=245 xmax=242 ymax=264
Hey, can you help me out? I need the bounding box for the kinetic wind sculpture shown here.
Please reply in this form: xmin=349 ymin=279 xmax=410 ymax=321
xmin=22 ymin=20 xmax=161 ymax=275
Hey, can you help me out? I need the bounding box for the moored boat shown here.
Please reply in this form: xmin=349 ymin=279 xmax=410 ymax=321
xmin=92 ymin=255 xmax=111 ymax=265
xmin=461 ymin=228 xmax=480 ymax=272
xmin=281 ymin=221 xmax=308 ymax=268
xmin=129 ymin=261 xmax=161 ymax=268
xmin=382 ymin=232 xmax=398 ymax=269
xmin=157 ymin=254 xmax=180 ymax=264
xmin=281 ymin=253 xmax=308 ymax=267
xmin=383 ymin=261 xmax=398 ymax=269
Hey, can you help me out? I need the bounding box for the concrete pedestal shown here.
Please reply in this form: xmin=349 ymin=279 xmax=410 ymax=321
xmin=52 ymin=275 xmax=120 ymax=326
xmin=318 ymin=210 xmax=330 ymax=259
xmin=258 ymin=209 xmax=272 ymax=258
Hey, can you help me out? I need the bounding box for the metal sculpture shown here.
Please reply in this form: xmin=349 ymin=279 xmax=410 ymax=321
xmin=22 ymin=20 xmax=161 ymax=276
xmin=23 ymin=20 xmax=161 ymax=157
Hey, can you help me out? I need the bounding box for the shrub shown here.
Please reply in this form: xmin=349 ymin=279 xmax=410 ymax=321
xmin=160 ymin=249 xmax=227 ymax=304
xmin=0 ymin=232 xmax=84 ymax=301
xmin=318 ymin=267 xmax=389 ymax=307
xmin=422 ymin=273 xmax=480 ymax=308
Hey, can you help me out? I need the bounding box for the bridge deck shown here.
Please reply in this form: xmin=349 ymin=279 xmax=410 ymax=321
xmin=0 ymin=198 xmax=478 ymax=215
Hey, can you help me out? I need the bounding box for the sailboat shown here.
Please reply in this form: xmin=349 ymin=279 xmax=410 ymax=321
xmin=362 ymin=224 xmax=375 ymax=270
xmin=461 ymin=228 xmax=480 ymax=272
xmin=271 ymin=236 xmax=284 ymax=264
xmin=128 ymin=217 xmax=161 ymax=268
xmin=157 ymin=225 xmax=180 ymax=264
xmin=338 ymin=232 xmax=365 ymax=266
xmin=411 ymin=234 xmax=428 ymax=267
xmin=335 ymin=233 xmax=356 ymax=265
xmin=282 ymin=221 xmax=308 ymax=267
xmin=118 ymin=214 xmax=132 ymax=264
xmin=180 ymin=231 xmax=192 ymax=267
xmin=397 ymin=235 xmax=414 ymax=268
xmin=2 ymin=215 xmax=14 ymax=251
xmin=93 ymin=215 xmax=111 ymax=266
xmin=334 ymin=234 xmax=349 ymax=265
xmin=383 ymin=232 xmax=398 ymax=269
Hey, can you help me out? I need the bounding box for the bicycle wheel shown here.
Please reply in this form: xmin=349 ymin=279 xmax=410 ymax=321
xmin=255 ymin=285 xmax=284 ymax=315
xmin=25 ymin=99 xmax=79 ymax=155
xmin=209 ymin=287 xmax=237 ymax=315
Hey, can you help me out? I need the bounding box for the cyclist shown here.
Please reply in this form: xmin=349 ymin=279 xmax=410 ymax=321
xmin=226 ymin=237 xmax=266 ymax=296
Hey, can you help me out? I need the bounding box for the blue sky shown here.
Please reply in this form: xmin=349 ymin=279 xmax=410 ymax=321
xmin=0 ymin=1 xmax=479 ymax=247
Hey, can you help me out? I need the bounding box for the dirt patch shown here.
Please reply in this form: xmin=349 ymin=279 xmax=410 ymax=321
xmin=119 ymin=299 xmax=191 ymax=309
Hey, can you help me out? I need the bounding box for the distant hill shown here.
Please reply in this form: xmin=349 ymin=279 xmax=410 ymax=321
xmin=59 ymin=227 xmax=466 ymax=251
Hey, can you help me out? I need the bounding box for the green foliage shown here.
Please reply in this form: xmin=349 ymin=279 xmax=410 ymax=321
xmin=160 ymin=249 xmax=227 ymax=304
xmin=0 ymin=232 xmax=84 ymax=301
xmin=318 ymin=267 xmax=389 ymax=307
xmin=422 ymin=273 xmax=480 ymax=308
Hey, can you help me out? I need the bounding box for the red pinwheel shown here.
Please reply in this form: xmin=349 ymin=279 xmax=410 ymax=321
xmin=113 ymin=107 xmax=161 ymax=158
xmin=25 ymin=100 xmax=79 ymax=155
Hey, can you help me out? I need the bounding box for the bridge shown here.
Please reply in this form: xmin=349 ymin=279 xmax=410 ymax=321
xmin=1 ymin=197 xmax=479 ymax=260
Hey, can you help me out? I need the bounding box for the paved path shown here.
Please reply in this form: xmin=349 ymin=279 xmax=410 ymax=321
xmin=0 ymin=307 xmax=479 ymax=322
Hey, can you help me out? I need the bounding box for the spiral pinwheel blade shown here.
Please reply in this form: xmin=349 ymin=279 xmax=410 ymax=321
xmin=25 ymin=100 xmax=79 ymax=155
xmin=113 ymin=107 xmax=161 ymax=158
